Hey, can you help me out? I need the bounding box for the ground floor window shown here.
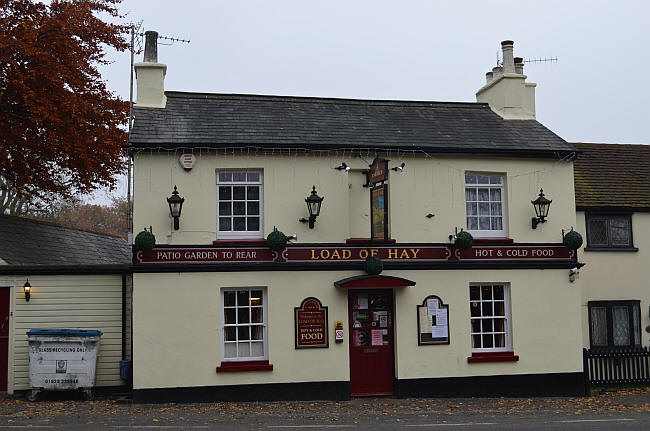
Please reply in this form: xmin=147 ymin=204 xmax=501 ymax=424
xmin=470 ymin=284 xmax=511 ymax=352
xmin=221 ymin=287 xmax=267 ymax=360
xmin=588 ymin=300 xmax=641 ymax=348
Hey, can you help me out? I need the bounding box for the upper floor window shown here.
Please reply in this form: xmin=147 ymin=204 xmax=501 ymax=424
xmin=586 ymin=214 xmax=635 ymax=250
xmin=217 ymin=171 xmax=263 ymax=239
xmin=465 ymin=173 xmax=505 ymax=238
xmin=588 ymin=300 xmax=641 ymax=348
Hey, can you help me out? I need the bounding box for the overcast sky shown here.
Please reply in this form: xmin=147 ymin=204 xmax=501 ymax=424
xmin=93 ymin=0 xmax=650 ymax=202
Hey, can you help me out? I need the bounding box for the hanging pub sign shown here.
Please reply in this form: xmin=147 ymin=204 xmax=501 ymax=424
xmin=371 ymin=184 xmax=389 ymax=241
xmin=294 ymin=297 xmax=329 ymax=349
xmin=417 ymin=295 xmax=450 ymax=345
xmin=368 ymin=158 xmax=389 ymax=185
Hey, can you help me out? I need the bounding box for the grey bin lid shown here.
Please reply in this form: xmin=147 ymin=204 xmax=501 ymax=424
xmin=27 ymin=329 xmax=102 ymax=336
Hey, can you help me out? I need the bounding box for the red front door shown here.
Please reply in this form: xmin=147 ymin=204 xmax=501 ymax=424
xmin=0 ymin=288 xmax=9 ymax=392
xmin=348 ymin=290 xmax=394 ymax=396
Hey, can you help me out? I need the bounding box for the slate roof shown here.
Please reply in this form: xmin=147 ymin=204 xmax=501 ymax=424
xmin=129 ymin=92 xmax=576 ymax=158
xmin=0 ymin=215 xmax=131 ymax=267
xmin=573 ymin=143 xmax=650 ymax=210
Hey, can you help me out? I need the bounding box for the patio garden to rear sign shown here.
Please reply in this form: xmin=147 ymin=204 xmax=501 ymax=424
xmin=295 ymin=298 xmax=329 ymax=349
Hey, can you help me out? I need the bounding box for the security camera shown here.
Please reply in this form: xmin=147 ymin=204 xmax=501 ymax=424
xmin=569 ymin=267 xmax=579 ymax=283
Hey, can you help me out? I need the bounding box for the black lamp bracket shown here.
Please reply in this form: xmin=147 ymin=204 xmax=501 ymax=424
xmin=532 ymin=217 xmax=546 ymax=229
xmin=299 ymin=215 xmax=317 ymax=229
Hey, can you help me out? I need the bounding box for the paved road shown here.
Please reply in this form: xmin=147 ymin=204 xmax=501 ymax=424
xmin=0 ymin=389 xmax=648 ymax=430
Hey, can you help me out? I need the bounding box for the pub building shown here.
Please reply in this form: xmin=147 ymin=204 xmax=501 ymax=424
xmin=129 ymin=35 xmax=585 ymax=402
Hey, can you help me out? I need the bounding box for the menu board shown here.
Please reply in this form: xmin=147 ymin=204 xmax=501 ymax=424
xmin=417 ymin=295 xmax=450 ymax=345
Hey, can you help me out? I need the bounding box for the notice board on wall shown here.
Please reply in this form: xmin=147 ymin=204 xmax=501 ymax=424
xmin=294 ymin=297 xmax=329 ymax=349
xmin=417 ymin=295 xmax=450 ymax=345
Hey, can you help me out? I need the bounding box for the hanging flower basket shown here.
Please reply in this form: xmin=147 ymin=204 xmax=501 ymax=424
xmin=455 ymin=230 xmax=474 ymax=251
xmin=134 ymin=229 xmax=156 ymax=252
xmin=266 ymin=227 xmax=288 ymax=252
xmin=563 ymin=229 xmax=583 ymax=250
xmin=363 ymin=256 xmax=383 ymax=275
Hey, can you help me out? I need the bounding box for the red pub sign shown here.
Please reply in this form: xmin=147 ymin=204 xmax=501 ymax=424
xmin=136 ymin=244 xmax=574 ymax=264
xmin=368 ymin=158 xmax=389 ymax=185
xmin=295 ymin=298 xmax=329 ymax=349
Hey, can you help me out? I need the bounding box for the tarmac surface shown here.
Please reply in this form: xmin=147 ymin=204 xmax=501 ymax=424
xmin=0 ymin=388 xmax=648 ymax=430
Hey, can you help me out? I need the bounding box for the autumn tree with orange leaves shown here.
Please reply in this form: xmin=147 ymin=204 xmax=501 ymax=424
xmin=0 ymin=0 xmax=129 ymax=215
xmin=46 ymin=196 xmax=129 ymax=238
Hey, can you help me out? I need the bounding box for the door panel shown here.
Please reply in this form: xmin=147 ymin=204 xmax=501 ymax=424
xmin=0 ymin=288 xmax=9 ymax=392
xmin=348 ymin=290 xmax=394 ymax=396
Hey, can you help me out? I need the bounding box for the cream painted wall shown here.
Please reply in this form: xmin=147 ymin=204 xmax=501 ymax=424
xmin=0 ymin=274 xmax=127 ymax=393
xmin=132 ymin=269 xmax=582 ymax=390
xmin=395 ymin=269 xmax=582 ymax=379
xmin=132 ymin=271 xmax=349 ymax=389
xmin=133 ymin=153 xmax=575 ymax=245
xmin=577 ymin=211 xmax=650 ymax=347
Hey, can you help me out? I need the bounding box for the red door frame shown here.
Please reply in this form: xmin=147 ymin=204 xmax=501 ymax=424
xmin=348 ymin=289 xmax=395 ymax=397
xmin=0 ymin=287 xmax=10 ymax=392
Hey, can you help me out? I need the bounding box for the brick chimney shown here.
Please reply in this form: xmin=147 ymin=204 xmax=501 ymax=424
xmin=134 ymin=31 xmax=167 ymax=108
xmin=476 ymin=40 xmax=536 ymax=120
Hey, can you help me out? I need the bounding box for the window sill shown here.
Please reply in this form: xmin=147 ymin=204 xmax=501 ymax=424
xmin=584 ymin=247 xmax=638 ymax=252
xmin=467 ymin=352 xmax=519 ymax=363
xmin=216 ymin=360 xmax=273 ymax=373
xmin=345 ymin=238 xmax=396 ymax=244
xmin=473 ymin=238 xmax=514 ymax=244
xmin=213 ymin=239 xmax=267 ymax=246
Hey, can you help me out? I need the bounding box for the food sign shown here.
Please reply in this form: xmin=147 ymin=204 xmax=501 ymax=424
xmin=295 ymin=297 xmax=329 ymax=349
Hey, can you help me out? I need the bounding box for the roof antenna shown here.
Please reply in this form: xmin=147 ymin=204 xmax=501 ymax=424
xmin=128 ymin=21 xmax=144 ymax=133
xmin=126 ymin=20 xmax=144 ymax=248
xmin=153 ymin=34 xmax=191 ymax=46
xmin=523 ymin=56 xmax=558 ymax=65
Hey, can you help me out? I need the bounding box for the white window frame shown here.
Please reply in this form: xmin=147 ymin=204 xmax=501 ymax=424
xmin=469 ymin=283 xmax=512 ymax=353
xmin=465 ymin=173 xmax=506 ymax=238
xmin=220 ymin=287 xmax=268 ymax=362
xmin=216 ymin=170 xmax=263 ymax=239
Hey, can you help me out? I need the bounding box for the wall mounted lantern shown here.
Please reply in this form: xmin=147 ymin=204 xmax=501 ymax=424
xmin=334 ymin=162 xmax=350 ymax=171
xmin=23 ymin=279 xmax=31 ymax=302
xmin=300 ymin=186 xmax=324 ymax=229
xmin=167 ymin=185 xmax=185 ymax=230
xmin=531 ymin=189 xmax=552 ymax=229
